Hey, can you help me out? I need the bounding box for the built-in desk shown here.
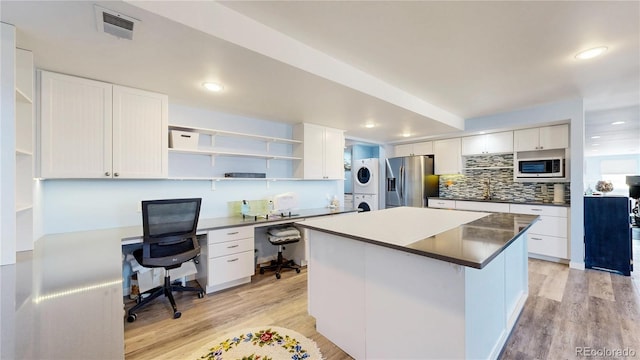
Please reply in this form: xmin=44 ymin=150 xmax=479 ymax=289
xmin=121 ymin=207 xmax=357 ymax=294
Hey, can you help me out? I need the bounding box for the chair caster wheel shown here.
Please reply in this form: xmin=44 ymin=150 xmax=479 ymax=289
xmin=198 ymin=291 xmax=205 ymax=299
xmin=173 ymin=311 xmax=181 ymax=319
xmin=275 ymin=273 xmax=281 ymax=279
xmin=127 ymin=313 xmax=137 ymax=323
xmin=259 ymin=268 xmax=265 ymax=274
xmin=296 ymin=268 xmax=301 ymax=273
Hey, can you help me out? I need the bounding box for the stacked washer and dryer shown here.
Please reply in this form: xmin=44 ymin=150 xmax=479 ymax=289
xmin=353 ymin=158 xmax=379 ymax=212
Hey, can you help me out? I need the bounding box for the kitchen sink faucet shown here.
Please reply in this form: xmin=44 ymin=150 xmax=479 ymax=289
xmin=483 ymin=178 xmax=492 ymax=200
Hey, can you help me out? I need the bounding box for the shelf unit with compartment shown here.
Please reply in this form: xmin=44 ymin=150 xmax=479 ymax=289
xmin=15 ymin=48 xmax=34 ymax=251
xmin=167 ymin=125 xmax=303 ymax=186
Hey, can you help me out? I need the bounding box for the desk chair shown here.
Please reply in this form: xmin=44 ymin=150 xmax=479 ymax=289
xmin=126 ymin=198 xmax=205 ymax=322
xmin=260 ymin=226 xmax=301 ymax=279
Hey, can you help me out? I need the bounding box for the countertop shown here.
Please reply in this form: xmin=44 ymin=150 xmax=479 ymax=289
xmin=428 ymin=197 xmax=571 ymax=207
xmin=297 ymin=207 xmax=538 ymax=269
xmin=39 ymin=207 xmax=357 ymax=245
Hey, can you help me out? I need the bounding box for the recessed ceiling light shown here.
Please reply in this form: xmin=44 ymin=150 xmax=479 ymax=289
xmin=575 ymin=46 xmax=608 ymax=60
xmin=402 ymin=132 xmax=411 ymax=138
xmin=202 ymin=82 xmax=224 ymax=92
xmin=479 ymin=131 xmax=486 ymax=135
xmin=611 ymin=121 xmax=625 ymax=125
xmin=364 ymin=123 xmax=376 ymax=128
xmin=590 ymin=135 xmax=601 ymax=139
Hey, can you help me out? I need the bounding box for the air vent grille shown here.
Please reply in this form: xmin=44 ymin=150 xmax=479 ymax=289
xmin=94 ymin=5 xmax=138 ymax=40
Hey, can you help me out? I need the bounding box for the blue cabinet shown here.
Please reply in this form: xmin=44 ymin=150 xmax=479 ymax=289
xmin=584 ymin=196 xmax=633 ymax=276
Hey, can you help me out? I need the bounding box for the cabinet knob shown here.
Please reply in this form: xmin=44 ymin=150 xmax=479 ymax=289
xmin=104 ymin=172 xmax=110 ymax=176
xmin=114 ymin=172 xmax=120 ymax=177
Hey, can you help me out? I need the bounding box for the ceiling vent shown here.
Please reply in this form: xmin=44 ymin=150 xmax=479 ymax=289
xmin=94 ymin=5 xmax=138 ymax=40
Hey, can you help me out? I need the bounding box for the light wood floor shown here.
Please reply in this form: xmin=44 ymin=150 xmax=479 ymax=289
xmin=125 ymin=236 xmax=640 ymax=360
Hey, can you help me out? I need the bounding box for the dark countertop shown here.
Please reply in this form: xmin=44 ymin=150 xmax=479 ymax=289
xmin=428 ymin=197 xmax=571 ymax=207
xmin=297 ymin=207 xmax=539 ymax=269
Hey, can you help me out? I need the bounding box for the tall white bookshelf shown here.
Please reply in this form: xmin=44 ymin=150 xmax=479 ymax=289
xmin=15 ymin=48 xmax=34 ymax=252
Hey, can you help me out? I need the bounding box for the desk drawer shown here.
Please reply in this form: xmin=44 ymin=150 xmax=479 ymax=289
xmin=429 ymin=199 xmax=456 ymax=209
xmin=208 ymin=238 xmax=253 ymax=258
xmin=208 ymin=250 xmax=254 ymax=286
xmin=208 ymin=226 xmax=253 ymax=244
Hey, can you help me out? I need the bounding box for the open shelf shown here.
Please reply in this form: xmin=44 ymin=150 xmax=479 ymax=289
xmin=169 ymin=124 xmax=302 ymax=145
xmin=168 ymin=148 xmax=302 ymax=160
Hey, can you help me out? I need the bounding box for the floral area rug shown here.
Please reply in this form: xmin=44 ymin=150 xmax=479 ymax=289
xmin=196 ymin=326 xmax=323 ymax=360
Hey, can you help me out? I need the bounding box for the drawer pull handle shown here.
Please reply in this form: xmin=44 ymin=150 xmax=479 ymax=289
xmin=226 ymin=231 xmax=239 ymax=235
xmin=531 ymin=237 xmax=543 ymax=241
xmin=227 ymin=258 xmax=239 ymax=262
xmin=227 ymin=245 xmax=239 ymax=248
xmin=531 ymin=209 xmax=542 ymax=212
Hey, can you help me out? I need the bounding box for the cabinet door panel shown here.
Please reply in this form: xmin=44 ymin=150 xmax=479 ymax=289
xmin=539 ymin=124 xmax=568 ymax=150
xmin=485 ymin=131 xmax=513 ymax=154
xmin=394 ymin=144 xmax=413 ymax=157
xmin=323 ymin=127 xmax=344 ymax=179
xmin=208 ymin=251 xmax=254 ymax=286
xmin=40 ymin=71 xmax=112 ymax=178
xmin=529 ymin=215 xmax=567 ymax=238
xmin=527 ymin=234 xmax=567 ymax=258
xmin=513 ymin=128 xmax=539 ymax=152
xmin=112 ymin=85 xmax=168 ymax=178
xmin=461 ymin=135 xmax=486 ymax=155
xmin=434 ymin=138 xmax=461 ymax=174
xmin=413 ymin=141 xmax=433 ymax=155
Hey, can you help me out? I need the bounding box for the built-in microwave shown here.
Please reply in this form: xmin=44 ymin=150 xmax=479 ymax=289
xmin=515 ymin=157 xmax=564 ymax=178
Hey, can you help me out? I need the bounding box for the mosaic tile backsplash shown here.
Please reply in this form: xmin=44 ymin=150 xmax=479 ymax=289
xmin=438 ymin=154 xmax=571 ymax=204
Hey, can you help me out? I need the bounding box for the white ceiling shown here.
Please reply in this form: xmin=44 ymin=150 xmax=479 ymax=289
xmin=2 ymin=1 xmax=639 ymax=153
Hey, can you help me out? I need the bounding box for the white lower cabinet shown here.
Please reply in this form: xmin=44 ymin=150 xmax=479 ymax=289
xmin=196 ymin=227 xmax=255 ymax=293
xmin=428 ymin=199 xmax=456 ymax=209
xmin=455 ymin=201 xmax=510 ymax=213
xmin=509 ymin=204 xmax=569 ymax=260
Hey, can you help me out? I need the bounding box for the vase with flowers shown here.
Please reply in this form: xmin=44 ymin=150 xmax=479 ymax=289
xmin=595 ymin=180 xmax=614 ymax=194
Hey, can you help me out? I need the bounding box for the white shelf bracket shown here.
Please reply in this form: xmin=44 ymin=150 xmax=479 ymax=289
xmin=266 ymin=142 xmax=270 ymax=153
xmin=211 ymin=155 xmax=215 ymax=167
xmin=266 ymin=159 xmax=270 ymax=169
xmin=211 ymin=133 xmax=216 ymax=147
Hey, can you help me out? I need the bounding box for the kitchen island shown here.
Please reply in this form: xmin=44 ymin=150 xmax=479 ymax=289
xmin=296 ymin=206 xmax=538 ymax=360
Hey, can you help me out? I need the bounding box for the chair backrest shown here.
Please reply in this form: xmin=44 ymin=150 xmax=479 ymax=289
xmin=141 ymin=198 xmax=202 ymax=268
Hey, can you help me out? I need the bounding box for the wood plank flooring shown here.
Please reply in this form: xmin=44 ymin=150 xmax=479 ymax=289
xmin=125 ymin=234 xmax=640 ymax=360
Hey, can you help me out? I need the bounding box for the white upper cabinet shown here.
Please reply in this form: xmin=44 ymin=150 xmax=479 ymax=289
xmin=433 ymin=138 xmax=461 ymax=175
xmin=461 ymin=131 xmax=513 ymax=156
xmin=112 ymin=85 xmax=168 ymax=178
xmin=394 ymin=141 xmax=433 ymax=157
xmin=39 ymin=71 xmax=167 ymax=179
xmin=514 ymin=124 xmax=568 ymax=152
xmin=293 ymin=123 xmax=344 ymax=180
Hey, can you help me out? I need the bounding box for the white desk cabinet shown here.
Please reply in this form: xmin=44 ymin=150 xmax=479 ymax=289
xmin=293 ymin=123 xmax=344 ymax=180
xmin=196 ymin=226 xmax=255 ymax=293
xmin=514 ymin=124 xmax=568 ymax=152
xmin=39 ymin=71 xmax=168 ymax=179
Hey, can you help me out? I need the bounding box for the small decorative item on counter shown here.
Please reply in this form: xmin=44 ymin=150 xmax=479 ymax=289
xmin=585 ymin=185 xmax=593 ymax=195
xmin=267 ymin=200 xmax=274 ymax=214
xmin=241 ymin=200 xmax=250 ymax=215
xmin=329 ymin=195 xmax=340 ymax=208
xmin=595 ymin=180 xmax=614 ymax=193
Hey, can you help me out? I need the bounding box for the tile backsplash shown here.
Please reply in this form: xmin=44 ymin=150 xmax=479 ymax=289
xmin=438 ymin=154 xmax=570 ymax=204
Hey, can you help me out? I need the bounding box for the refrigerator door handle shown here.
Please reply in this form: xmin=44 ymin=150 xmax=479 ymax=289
xmin=399 ymin=165 xmax=404 ymax=202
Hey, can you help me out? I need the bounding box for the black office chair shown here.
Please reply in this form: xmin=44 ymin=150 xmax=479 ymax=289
xmin=259 ymin=226 xmax=301 ymax=279
xmin=127 ymin=198 xmax=205 ymax=322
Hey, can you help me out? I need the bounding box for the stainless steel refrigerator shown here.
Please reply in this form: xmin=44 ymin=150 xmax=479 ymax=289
xmin=385 ymin=155 xmax=439 ymax=208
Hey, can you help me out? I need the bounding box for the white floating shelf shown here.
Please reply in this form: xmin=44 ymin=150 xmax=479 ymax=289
xmin=169 ymin=124 xmax=302 ymax=144
xmin=16 ymin=203 xmax=33 ymax=213
xmin=15 ymin=148 xmax=33 ymax=156
xmin=168 ymin=148 xmax=302 ymax=160
xmin=15 ymin=88 xmax=33 ymax=104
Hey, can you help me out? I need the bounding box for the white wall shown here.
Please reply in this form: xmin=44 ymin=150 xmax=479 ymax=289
xmin=40 ymin=104 xmax=343 ymax=234
xmin=1 ymin=23 xmax=17 ymax=265
xmin=585 ymin=154 xmax=640 ymax=196
xmin=465 ymin=98 xmax=585 ymax=269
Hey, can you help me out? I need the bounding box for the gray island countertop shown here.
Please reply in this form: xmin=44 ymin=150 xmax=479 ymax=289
xmin=297 ymin=206 xmax=538 ymax=268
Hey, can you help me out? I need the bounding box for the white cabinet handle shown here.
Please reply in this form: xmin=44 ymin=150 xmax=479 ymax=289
xmin=227 ymin=258 xmax=239 ymax=262
xmin=531 ymin=208 xmax=543 ymax=212
xmin=104 ymin=171 xmax=110 ymax=176
xmin=530 ymin=237 xmax=543 ymax=241
xmin=114 ymin=172 xmax=119 ymax=177
xmin=226 ymin=231 xmax=239 ymax=235
xmin=227 ymin=245 xmax=239 ymax=249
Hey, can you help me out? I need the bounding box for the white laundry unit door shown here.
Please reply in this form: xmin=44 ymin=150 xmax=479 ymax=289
xmin=353 ymin=158 xmax=379 ymax=194
xmin=354 ymin=194 xmax=378 ymax=212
